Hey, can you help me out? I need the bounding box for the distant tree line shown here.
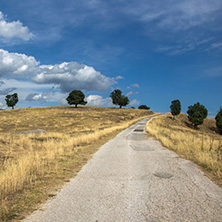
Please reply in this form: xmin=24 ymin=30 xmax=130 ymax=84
xmin=3 ymin=90 xmax=221 ymax=135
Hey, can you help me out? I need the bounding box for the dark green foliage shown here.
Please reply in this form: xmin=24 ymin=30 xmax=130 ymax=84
xmin=138 ymin=105 xmax=150 ymax=110
xmin=66 ymin=90 xmax=87 ymax=108
xmin=187 ymin=102 xmax=208 ymax=128
xmin=215 ymin=107 xmax=222 ymax=135
xmin=110 ymin=89 xmax=130 ymax=108
xmin=170 ymin=100 xmax=181 ymax=119
xmin=5 ymin=93 xmax=18 ymax=109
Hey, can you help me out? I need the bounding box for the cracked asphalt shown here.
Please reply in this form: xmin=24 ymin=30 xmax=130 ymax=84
xmin=24 ymin=117 xmax=222 ymax=222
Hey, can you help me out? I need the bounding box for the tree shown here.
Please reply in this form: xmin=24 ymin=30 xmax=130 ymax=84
xmin=138 ymin=105 xmax=150 ymax=110
xmin=170 ymin=99 xmax=181 ymax=120
xmin=5 ymin=93 xmax=18 ymax=109
xmin=110 ymin=89 xmax=129 ymax=108
xmin=215 ymin=107 xmax=222 ymax=135
xmin=66 ymin=90 xmax=87 ymax=108
xmin=187 ymin=102 xmax=208 ymax=128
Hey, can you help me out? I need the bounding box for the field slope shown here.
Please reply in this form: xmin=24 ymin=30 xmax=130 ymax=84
xmin=0 ymin=106 xmax=154 ymax=221
xmin=146 ymin=113 xmax=222 ymax=186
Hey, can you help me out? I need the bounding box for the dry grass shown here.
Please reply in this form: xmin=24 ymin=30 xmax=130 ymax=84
xmin=146 ymin=113 xmax=222 ymax=186
xmin=0 ymin=106 xmax=154 ymax=221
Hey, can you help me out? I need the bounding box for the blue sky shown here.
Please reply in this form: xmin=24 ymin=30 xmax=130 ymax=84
xmin=0 ymin=0 xmax=221 ymax=117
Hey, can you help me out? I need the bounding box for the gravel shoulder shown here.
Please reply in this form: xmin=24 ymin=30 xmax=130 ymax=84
xmin=24 ymin=117 xmax=222 ymax=222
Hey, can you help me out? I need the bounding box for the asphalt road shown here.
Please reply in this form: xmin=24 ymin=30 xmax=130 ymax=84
xmin=24 ymin=117 xmax=222 ymax=222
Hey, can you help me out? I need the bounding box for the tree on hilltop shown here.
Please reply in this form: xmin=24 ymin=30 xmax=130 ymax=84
xmin=110 ymin=89 xmax=129 ymax=108
xmin=66 ymin=90 xmax=87 ymax=108
xmin=187 ymin=102 xmax=208 ymax=128
xmin=215 ymin=107 xmax=222 ymax=135
xmin=5 ymin=93 xmax=18 ymax=109
xmin=170 ymin=99 xmax=181 ymax=120
xmin=138 ymin=105 xmax=150 ymax=110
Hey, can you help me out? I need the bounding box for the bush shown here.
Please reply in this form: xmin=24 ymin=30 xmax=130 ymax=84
xmin=138 ymin=105 xmax=150 ymax=110
xmin=215 ymin=107 xmax=222 ymax=135
xmin=187 ymin=102 xmax=208 ymax=128
xmin=170 ymin=99 xmax=181 ymax=120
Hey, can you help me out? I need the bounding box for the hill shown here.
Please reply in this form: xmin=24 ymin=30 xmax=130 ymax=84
xmin=146 ymin=113 xmax=222 ymax=186
xmin=0 ymin=106 xmax=154 ymax=221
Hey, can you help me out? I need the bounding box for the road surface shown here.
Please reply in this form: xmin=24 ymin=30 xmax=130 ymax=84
xmin=24 ymin=117 xmax=222 ymax=222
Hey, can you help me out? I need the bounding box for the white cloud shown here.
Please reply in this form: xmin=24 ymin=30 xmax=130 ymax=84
xmin=86 ymin=95 xmax=112 ymax=107
xmin=130 ymin=99 xmax=140 ymax=106
xmin=127 ymin=83 xmax=140 ymax=89
xmin=124 ymin=0 xmax=222 ymax=30
xmin=0 ymin=11 xmax=33 ymax=41
xmin=34 ymin=62 xmax=116 ymax=92
xmin=126 ymin=91 xmax=133 ymax=97
xmin=115 ymin=75 xmax=124 ymax=80
xmin=25 ymin=92 xmax=49 ymax=103
xmin=0 ymin=49 xmax=39 ymax=77
xmin=0 ymin=49 xmax=116 ymax=93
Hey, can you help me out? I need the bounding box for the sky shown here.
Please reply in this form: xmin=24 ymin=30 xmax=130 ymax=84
xmin=0 ymin=0 xmax=221 ymax=117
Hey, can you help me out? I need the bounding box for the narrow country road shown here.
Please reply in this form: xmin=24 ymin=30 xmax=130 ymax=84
xmin=24 ymin=117 xmax=222 ymax=222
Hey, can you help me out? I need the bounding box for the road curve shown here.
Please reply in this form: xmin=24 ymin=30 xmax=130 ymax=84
xmin=24 ymin=117 xmax=222 ymax=222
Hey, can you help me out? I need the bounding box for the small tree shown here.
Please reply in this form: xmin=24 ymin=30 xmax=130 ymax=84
xmin=215 ymin=107 xmax=222 ymax=135
xmin=187 ymin=102 xmax=208 ymax=128
xmin=138 ymin=105 xmax=150 ymax=110
xmin=5 ymin=93 xmax=18 ymax=109
xmin=170 ymin=99 xmax=181 ymax=120
xmin=110 ymin=89 xmax=129 ymax=108
xmin=66 ymin=90 xmax=87 ymax=108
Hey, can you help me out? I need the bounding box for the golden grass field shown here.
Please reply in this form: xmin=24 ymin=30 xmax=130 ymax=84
xmin=146 ymin=113 xmax=222 ymax=186
xmin=0 ymin=106 xmax=154 ymax=221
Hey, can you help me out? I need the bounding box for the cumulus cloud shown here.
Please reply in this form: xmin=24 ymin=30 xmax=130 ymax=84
xmin=0 ymin=49 xmax=39 ymax=77
xmin=86 ymin=95 xmax=112 ymax=107
xmin=33 ymin=62 xmax=116 ymax=92
xmin=0 ymin=87 xmax=16 ymax=95
xmin=0 ymin=11 xmax=33 ymax=41
xmin=25 ymin=92 xmax=49 ymax=103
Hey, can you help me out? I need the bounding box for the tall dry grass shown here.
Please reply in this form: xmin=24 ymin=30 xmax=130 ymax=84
xmin=0 ymin=106 xmax=154 ymax=220
xmin=0 ymin=115 xmax=153 ymax=204
xmin=146 ymin=114 xmax=222 ymax=183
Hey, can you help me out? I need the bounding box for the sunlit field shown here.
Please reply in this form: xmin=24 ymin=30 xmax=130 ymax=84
xmin=146 ymin=113 xmax=222 ymax=186
xmin=0 ymin=106 xmax=154 ymax=221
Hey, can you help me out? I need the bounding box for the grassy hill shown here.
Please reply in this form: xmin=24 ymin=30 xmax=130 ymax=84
xmin=146 ymin=113 xmax=222 ymax=186
xmin=0 ymin=106 xmax=154 ymax=221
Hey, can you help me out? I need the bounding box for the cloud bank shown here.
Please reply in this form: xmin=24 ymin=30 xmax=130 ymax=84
xmin=34 ymin=62 xmax=116 ymax=93
xmin=0 ymin=49 xmax=116 ymax=93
